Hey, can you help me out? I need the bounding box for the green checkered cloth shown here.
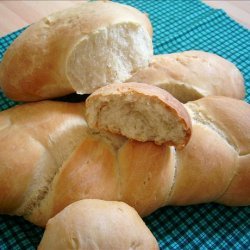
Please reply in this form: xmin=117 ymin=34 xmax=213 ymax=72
xmin=0 ymin=0 xmax=249 ymax=249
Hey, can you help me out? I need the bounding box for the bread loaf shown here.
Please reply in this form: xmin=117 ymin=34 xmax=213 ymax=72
xmin=0 ymin=1 xmax=153 ymax=101
xmin=0 ymin=101 xmax=89 ymax=215
xmin=38 ymin=199 xmax=159 ymax=250
xmin=169 ymin=96 xmax=250 ymax=205
xmin=0 ymin=93 xmax=249 ymax=227
xmin=128 ymin=50 xmax=245 ymax=102
xmin=85 ymin=82 xmax=191 ymax=147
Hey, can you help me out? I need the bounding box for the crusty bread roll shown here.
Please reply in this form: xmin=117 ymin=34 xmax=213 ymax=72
xmin=38 ymin=199 xmax=159 ymax=250
xmin=127 ymin=51 xmax=245 ymax=102
xmin=183 ymin=96 xmax=250 ymax=206
xmin=0 ymin=1 xmax=152 ymax=101
xmin=86 ymin=82 xmax=192 ymax=147
xmin=0 ymin=95 xmax=249 ymax=228
xmin=0 ymin=101 xmax=89 ymax=215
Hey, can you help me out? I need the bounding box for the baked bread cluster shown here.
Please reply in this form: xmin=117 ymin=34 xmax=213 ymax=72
xmin=0 ymin=1 xmax=153 ymax=101
xmin=0 ymin=1 xmax=249 ymax=249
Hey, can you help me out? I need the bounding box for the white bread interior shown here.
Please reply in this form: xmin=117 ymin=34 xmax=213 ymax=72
xmin=0 ymin=1 xmax=153 ymax=101
xmin=86 ymin=82 xmax=192 ymax=147
xmin=67 ymin=23 xmax=152 ymax=94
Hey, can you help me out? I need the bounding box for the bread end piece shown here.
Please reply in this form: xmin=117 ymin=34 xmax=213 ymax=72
xmin=0 ymin=1 xmax=153 ymax=101
xmin=86 ymin=82 xmax=192 ymax=148
xmin=38 ymin=199 xmax=159 ymax=250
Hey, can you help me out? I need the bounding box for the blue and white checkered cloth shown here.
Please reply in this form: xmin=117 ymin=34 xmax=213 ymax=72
xmin=0 ymin=1 xmax=249 ymax=249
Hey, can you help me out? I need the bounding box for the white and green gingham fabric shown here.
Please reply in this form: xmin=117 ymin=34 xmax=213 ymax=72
xmin=0 ymin=0 xmax=249 ymax=249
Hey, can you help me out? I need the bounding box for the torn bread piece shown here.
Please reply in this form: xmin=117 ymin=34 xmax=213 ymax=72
xmin=86 ymin=82 xmax=191 ymax=147
xmin=0 ymin=1 xmax=152 ymax=101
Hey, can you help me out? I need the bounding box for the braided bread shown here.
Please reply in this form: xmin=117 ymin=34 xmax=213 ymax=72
xmin=128 ymin=50 xmax=245 ymax=102
xmin=0 ymin=85 xmax=249 ymax=228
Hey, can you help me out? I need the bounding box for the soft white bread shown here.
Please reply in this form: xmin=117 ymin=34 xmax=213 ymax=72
xmin=127 ymin=51 xmax=245 ymax=102
xmin=38 ymin=199 xmax=159 ymax=250
xmin=0 ymin=1 xmax=153 ymax=101
xmin=0 ymin=96 xmax=249 ymax=228
xmin=86 ymin=82 xmax=192 ymax=147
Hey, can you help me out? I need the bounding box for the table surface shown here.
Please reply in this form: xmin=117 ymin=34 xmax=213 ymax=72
xmin=0 ymin=0 xmax=249 ymax=37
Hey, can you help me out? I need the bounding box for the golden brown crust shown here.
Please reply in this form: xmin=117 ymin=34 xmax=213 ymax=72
xmin=0 ymin=95 xmax=249 ymax=229
xmin=51 ymin=136 xmax=120 ymax=217
xmin=168 ymin=123 xmax=237 ymax=205
xmin=189 ymin=96 xmax=250 ymax=155
xmin=38 ymin=199 xmax=159 ymax=250
xmin=181 ymin=96 xmax=250 ymax=206
xmin=128 ymin=51 xmax=245 ymax=102
xmin=118 ymin=140 xmax=175 ymax=216
xmin=0 ymin=130 xmax=43 ymax=213
xmin=27 ymin=137 xmax=175 ymax=226
xmin=0 ymin=1 xmax=152 ymax=101
xmin=217 ymin=154 xmax=250 ymax=205
xmin=0 ymin=101 xmax=89 ymax=216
